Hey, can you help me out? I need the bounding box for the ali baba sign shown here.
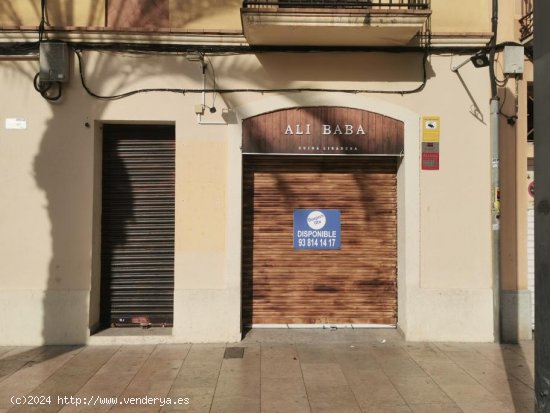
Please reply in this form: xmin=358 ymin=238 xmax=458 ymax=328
xmin=242 ymin=107 xmax=404 ymax=155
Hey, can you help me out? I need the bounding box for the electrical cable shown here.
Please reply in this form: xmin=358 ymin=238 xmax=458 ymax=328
xmin=0 ymin=39 xmax=525 ymax=59
xmin=33 ymin=73 xmax=63 ymax=101
xmin=494 ymin=55 xmax=509 ymax=87
xmin=38 ymin=0 xmax=46 ymax=42
xmin=497 ymin=79 xmax=519 ymax=125
xmin=34 ymin=0 xmax=64 ymax=102
xmin=33 ymin=73 xmax=52 ymax=94
xmin=205 ymin=55 xmax=218 ymax=110
xmin=74 ymin=49 xmax=186 ymax=100
xmin=73 ymin=45 xmax=429 ymax=100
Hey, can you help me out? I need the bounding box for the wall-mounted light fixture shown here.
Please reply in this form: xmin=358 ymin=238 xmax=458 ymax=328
xmin=451 ymin=52 xmax=490 ymax=72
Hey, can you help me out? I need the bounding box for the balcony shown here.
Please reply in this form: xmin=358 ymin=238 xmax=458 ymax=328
xmin=519 ymin=0 xmax=533 ymax=45
xmin=241 ymin=0 xmax=431 ymax=46
xmin=519 ymin=12 xmax=533 ymax=45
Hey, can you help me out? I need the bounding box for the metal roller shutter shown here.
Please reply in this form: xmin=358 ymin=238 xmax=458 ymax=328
xmin=242 ymin=155 xmax=398 ymax=326
xmin=100 ymin=124 xmax=175 ymax=327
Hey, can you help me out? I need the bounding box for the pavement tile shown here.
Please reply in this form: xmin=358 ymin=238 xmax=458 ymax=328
xmin=0 ymin=347 xmax=80 ymax=410
xmin=261 ymin=377 xmax=310 ymax=413
xmin=295 ymin=345 xmax=336 ymax=364
xmin=0 ymin=346 xmax=65 ymax=383
xmin=409 ymin=403 xmax=462 ymax=413
xmin=436 ymin=382 xmax=498 ymax=404
xmin=474 ymin=376 xmax=534 ymax=400
xmin=261 ymin=345 xmax=303 ymax=379
xmin=390 ymin=376 xmax=454 ymax=405
xmin=160 ymin=391 xmax=209 ymax=413
xmin=210 ymin=395 xmax=260 ymax=413
xmin=211 ymin=346 xmax=260 ymax=412
xmin=0 ymin=331 xmax=538 ymax=413
xmin=8 ymin=346 xmax=120 ymax=413
xmin=344 ymin=372 xmax=407 ymax=408
xmin=305 ymin=385 xmax=361 ymax=413
xmin=457 ymin=399 xmax=521 ymax=413
xmin=517 ymin=398 xmax=536 ymax=412
xmin=378 ymin=359 xmax=428 ymax=379
xmin=152 ymin=344 xmax=193 ymax=360
xmin=414 ymin=361 xmax=464 ymax=379
xmin=301 ymin=363 xmax=360 ymax=413
xmin=163 ymin=345 xmax=225 ymax=412
xmin=110 ymin=345 xmax=190 ymax=412
xmin=59 ymin=345 xmax=155 ymax=413
xmin=301 ymin=363 xmax=350 ymax=389
xmin=333 ymin=346 xmax=381 ymax=372
xmin=425 ymin=370 xmax=478 ymax=387
xmin=0 ymin=347 xmax=15 ymax=358
xmin=364 ymin=404 xmax=412 ymax=413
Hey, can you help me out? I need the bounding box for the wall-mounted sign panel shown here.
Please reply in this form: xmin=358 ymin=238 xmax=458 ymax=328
xmin=5 ymin=118 xmax=27 ymax=130
xmin=422 ymin=142 xmax=439 ymax=170
xmin=242 ymin=107 xmax=404 ymax=155
xmin=422 ymin=116 xmax=440 ymax=142
xmin=293 ymin=209 xmax=341 ymax=250
xmin=422 ymin=116 xmax=440 ymax=170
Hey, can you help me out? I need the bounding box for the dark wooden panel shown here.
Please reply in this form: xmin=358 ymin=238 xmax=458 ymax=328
xmin=101 ymin=124 xmax=175 ymax=327
xmin=242 ymin=156 xmax=398 ymax=325
xmin=242 ymin=107 xmax=404 ymax=155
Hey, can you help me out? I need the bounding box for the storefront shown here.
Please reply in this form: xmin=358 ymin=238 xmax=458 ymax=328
xmin=0 ymin=52 xmax=496 ymax=345
xmin=241 ymin=107 xmax=401 ymax=326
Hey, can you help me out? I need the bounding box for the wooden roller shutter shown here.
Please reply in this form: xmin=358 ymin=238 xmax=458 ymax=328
xmin=101 ymin=124 xmax=175 ymax=327
xmin=242 ymin=156 xmax=397 ymax=325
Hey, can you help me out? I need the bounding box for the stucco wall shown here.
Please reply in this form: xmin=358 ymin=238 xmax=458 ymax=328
xmin=0 ymin=0 xmax=105 ymax=27
xmin=430 ymin=0 xmax=491 ymax=34
xmin=0 ymin=0 xmax=498 ymax=35
xmin=0 ymin=50 xmax=494 ymax=344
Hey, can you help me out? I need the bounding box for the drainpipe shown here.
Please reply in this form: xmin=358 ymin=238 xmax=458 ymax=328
xmin=489 ymin=0 xmax=501 ymax=343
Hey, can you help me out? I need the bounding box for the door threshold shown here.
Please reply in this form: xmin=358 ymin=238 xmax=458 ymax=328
xmin=88 ymin=327 xmax=175 ymax=345
xmin=247 ymin=324 xmax=396 ymax=329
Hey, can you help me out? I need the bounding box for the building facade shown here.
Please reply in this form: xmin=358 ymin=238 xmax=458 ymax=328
xmin=0 ymin=0 xmax=532 ymax=345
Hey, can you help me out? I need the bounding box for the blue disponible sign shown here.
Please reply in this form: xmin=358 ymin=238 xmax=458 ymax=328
xmin=293 ymin=209 xmax=341 ymax=250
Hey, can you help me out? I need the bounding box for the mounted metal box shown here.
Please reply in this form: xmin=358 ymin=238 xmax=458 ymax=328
xmin=39 ymin=42 xmax=70 ymax=82
xmin=503 ymin=45 xmax=525 ymax=75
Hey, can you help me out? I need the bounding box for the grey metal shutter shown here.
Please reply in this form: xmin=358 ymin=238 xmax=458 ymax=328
xmin=100 ymin=124 xmax=175 ymax=327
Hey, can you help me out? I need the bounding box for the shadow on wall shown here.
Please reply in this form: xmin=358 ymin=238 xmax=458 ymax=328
xmin=170 ymin=0 xmax=241 ymax=28
xmin=33 ymin=103 xmax=97 ymax=344
xmin=105 ymin=0 xmax=241 ymax=29
xmin=30 ymin=38 xmax=199 ymax=343
xmin=254 ymin=52 xmax=435 ymax=83
xmin=0 ymin=0 xmax=103 ymax=27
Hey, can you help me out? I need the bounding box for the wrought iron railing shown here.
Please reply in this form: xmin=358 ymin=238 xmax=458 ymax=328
xmin=243 ymin=0 xmax=430 ymax=10
xmin=520 ymin=11 xmax=533 ymax=41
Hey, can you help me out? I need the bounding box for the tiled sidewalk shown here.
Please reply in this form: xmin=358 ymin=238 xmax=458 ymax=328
xmin=0 ymin=329 xmax=535 ymax=412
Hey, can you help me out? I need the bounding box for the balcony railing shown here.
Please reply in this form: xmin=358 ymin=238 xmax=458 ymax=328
xmin=243 ymin=0 xmax=430 ymax=10
xmin=241 ymin=0 xmax=431 ymax=46
xmin=520 ymin=11 xmax=533 ymax=42
xmin=519 ymin=0 xmax=533 ymax=42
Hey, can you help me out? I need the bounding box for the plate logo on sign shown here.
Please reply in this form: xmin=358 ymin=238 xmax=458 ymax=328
xmin=307 ymin=211 xmax=326 ymax=230
xmin=294 ymin=209 xmax=341 ymax=250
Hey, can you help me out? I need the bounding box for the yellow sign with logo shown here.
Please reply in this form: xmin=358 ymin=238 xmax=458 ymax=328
xmin=422 ymin=116 xmax=440 ymax=142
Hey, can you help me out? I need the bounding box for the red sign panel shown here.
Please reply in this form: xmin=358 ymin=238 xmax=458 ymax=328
xmin=422 ymin=152 xmax=440 ymax=170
